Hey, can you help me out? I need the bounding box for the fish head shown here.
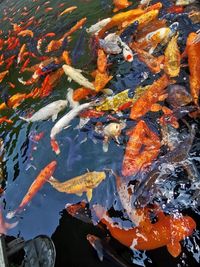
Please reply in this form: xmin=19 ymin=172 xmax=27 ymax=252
xmin=59 ymin=100 xmax=68 ymax=109
xmin=93 ymin=171 xmax=107 ymax=185
xmin=87 ymin=234 xmax=99 ymax=245
xmin=48 ymin=161 xmax=57 ymax=174
xmin=171 ymin=215 xmax=196 ymax=241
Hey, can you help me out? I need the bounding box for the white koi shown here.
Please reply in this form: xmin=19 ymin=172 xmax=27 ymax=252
xmin=20 ymin=99 xmax=68 ymax=122
xmin=63 ymin=64 xmax=95 ymax=90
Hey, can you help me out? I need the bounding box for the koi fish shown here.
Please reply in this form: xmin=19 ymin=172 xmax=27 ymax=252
xmin=86 ymin=18 xmax=111 ymax=35
xmin=17 ymin=43 xmax=26 ymax=64
xmin=93 ymin=70 xmax=113 ymax=92
xmin=73 ymin=87 xmax=96 ymax=101
xmin=58 ymin=6 xmax=77 ymax=17
xmin=63 ymin=64 xmax=95 ymax=90
xmin=18 ymin=29 xmax=34 ymax=38
xmin=98 ymin=8 xmax=144 ymax=37
xmin=0 ymin=70 xmax=9 ymax=83
xmin=96 ymin=86 xmax=149 ymax=112
xmin=164 ymin=34 xmax=181 ymax=77
xmin=93 ymin=204 xmax=196 ymax=257
xmin=7 ymin=161 xmax=57 ymax=219
xmin=166 ymin=84 xmax=192 ymax=108
xmin=122 ymin=9 xmax=159 ymax=30
xmin=96 ymin=122 xmax=125 ymax=152
xmin=48 ymin=171 xmax=106 ymax=201
xmin=176 ymin=0 xmax=196 ymax=5
xmin=87 ymin=234 xmax=131 ymax=267
xmin=66 ymin=201 xmax=92 ymax=224
xmin=50 ymin=101 xmax=92 ymax=139
xmin=131 ymin=42 xmax=164 ymax=73
xmin=186 ymin=32 xmax=200 ymax=105
xmin=122 ymin=120 xmax=161 ymax=176
xmin=113 ymin=0 xmax=131 ymax=13
xmin=130 ymin=74 xmax=170 ymax=120
xmin=136 ymin=23 xmax=178 ymax=54
xmin=20 ymin=99 xmax=68 ymax=122
xmin=0 ymin=116 xmax=13 ymax=124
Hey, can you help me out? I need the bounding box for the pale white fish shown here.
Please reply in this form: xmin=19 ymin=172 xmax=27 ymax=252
xmin=67 ymin=88 xmax=79 ymax=108
xmin=176 ymin=0 xmax=196 ymax=5
xmin=75 ymin=117 xmax=90 ymax=130
xmin=100 ymin=33 xmax=122 ymax=54
xmin=63 ymin=64 xmax=95 ymax=90
xmin=86 ymin=18 xmax=111 ymax=34
xmin=50 ymin=102 xmax=92 ymax=139
xmin=119 ymin=39 xmax=133 ymax=62
xmin=20 ymin=99 xmax=68 ymax=122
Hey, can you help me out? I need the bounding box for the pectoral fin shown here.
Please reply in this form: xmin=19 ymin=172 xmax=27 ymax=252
xmin=86 ymin=189 xmax=93 ymax=202
xmin=102 ymin=141 xmax=108 ymax=153
xmin=52 ymin=114 xmax=58 ymax=122
xmin=167 ymin=242 xmax=181 ymax=257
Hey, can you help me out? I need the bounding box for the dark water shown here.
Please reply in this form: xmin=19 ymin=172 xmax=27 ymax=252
xmin=0 ymin=0 xmax=200 ymax=266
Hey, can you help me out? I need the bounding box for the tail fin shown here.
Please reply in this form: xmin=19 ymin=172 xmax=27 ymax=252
xmin=48 ymin=176 xmax=60 ymax=184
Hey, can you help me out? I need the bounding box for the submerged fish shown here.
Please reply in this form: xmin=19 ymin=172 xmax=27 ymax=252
xmin=7 ymin=161 xmax=57 ymax=218
xmin=63 ymin=64 xmax=95 ymax=90
xmin=20 ymin=99 xmax=68 ymax=122
xmin=87 ymin=234 xmax=132 ymax=267
xmin=48 ymin=171 xmax=106 ymax=201
xmin=50 ymin=101 xmax=93 ymax=140
xmin=93 ymin=204 xmax=196 ymax=257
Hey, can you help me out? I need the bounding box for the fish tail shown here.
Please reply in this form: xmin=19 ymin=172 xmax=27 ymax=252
xmin=48 ymin=176 xmax=59 ymax=184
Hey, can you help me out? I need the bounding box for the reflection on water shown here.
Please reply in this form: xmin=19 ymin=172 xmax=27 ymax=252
xmin=0 ymin=0 xmax=200 ymax=266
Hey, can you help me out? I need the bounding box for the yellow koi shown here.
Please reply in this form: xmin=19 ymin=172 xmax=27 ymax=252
xmin=48 ymin=171 xmax=106 ymax=201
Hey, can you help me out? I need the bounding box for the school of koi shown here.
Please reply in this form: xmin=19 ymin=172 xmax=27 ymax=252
xmin=0 ymin=0 xmax=200 ymax=265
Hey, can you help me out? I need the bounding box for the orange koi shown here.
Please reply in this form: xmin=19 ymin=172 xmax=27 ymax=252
xmin=7 ymin=161 xmax=57 ymax=218
xmin=17 ymin=43 xmax=26 ymax=64
xmin=130 ymin=74 xmax=169 ymax=120
xmin=62 ymin=51 xmax=71 ymax=65
xmin=131 ymin=42 xmax=164 ymax=73
xmin=0 ymin=116 xmax=13 ymax=124
xmin=164 ymin=34 xmax=181 ymax=77
xmin=8 ymin=82 xmax=15 ymax=89
xmin=186 ymin=32 xmax=200 ymax=105
xmin=97 ymin=49 xmax=107 ymax=73
xmin=62 ymin=17 xmax=87 ymax=40
xmin=58 ymin=6 xmax=77 ymax=17
xmin=167 ymin=5 xmax=184 ymax=13
xmin=113 ymin=0 xmax=131 ymax=12
xmin=20 ymin=58 xmax=31 ymax=73
xmin=98 ymin=9 xmax=144 ymax=37
xmin=18 ymin=29 xmax=34 ymax=38
xmin=0 ymin=70 xmax=9 ymax=83
xmin=145 ymin=2 xmax=162 ymax=12
xmin=122 ymin=120 xmax=161 ymax=176
xmin=73 ymin=87 xmax=96 ymax=101
xmin=94 ymin=70 xmax=113 ymax=92
xmin=122 ymin=9 xmax=159 ymax=30
xmin=80 ymin=109 xmax=105 ymax=118
xmin=45 ymin=7 xmax=53 ymax=12
xmin=5 ymin=55 xmax=16 ymax=70
xmin=94 ymin=205 xmax=196 ymax=257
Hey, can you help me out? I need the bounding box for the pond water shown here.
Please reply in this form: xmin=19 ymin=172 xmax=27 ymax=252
xmin=0 ymin=0 xmax=200 ymax=266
